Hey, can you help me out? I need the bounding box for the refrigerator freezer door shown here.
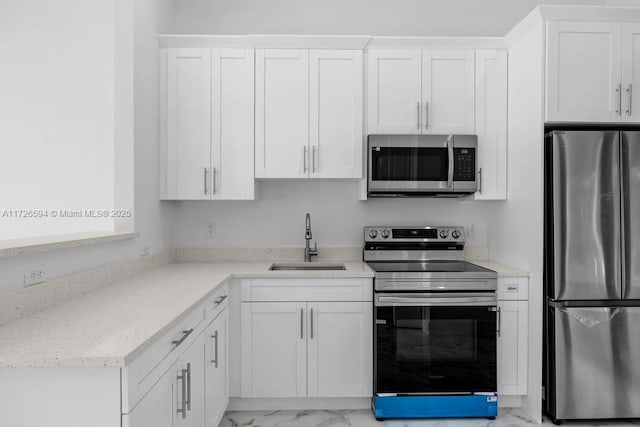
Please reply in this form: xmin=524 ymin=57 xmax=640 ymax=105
xmin=621 ymin=131 xmax=640 ymax=299
xmin=552 ymin=306 xmax=640 ymax=420
xmin=551 ymin=131 xmax=621 ymax=300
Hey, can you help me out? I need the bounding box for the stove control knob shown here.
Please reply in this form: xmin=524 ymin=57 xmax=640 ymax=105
xmin=439 ymin=229 xmax=449 ymax=239
xmin=381 ymin=229 xmax=391 ymax=239
xmin=451 ymin=229 xmax=461 ymax=239
xmin=368 ymin=229 xmax=378 ymax=239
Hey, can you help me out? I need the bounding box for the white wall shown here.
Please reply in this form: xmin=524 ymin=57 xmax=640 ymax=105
xmin=170 ymin=0 xmax=606 ymax=36
xmin=488 ymin=9 xmax=545 ymax=423
xmin=0 ymin=0 xmax=174 ymax=292
xmin=172 ymin=181 xmax=492 ymax=248
xmin=0 ymin=0 xmax=116 ymax=239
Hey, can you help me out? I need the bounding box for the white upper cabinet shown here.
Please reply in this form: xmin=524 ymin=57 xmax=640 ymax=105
xmin=367 ymin=49 xmax=422 ymax=133
xmin=256 ymin=49 xmax=363 ymax=179
xmin=546 ymin=21 xmax=640 ymax=123
xmin=422 ymin=50 xmax=475 ymax=134
xmin=162 ymin=48 xmax=255 ymax=200
xmin=255 ymin=49 xmax=309 ymax=179
xmin=621 ymin=23 xmax=640 ymax=122
xmin=367 ymin=49 xmax=475 ymax=134
xmin=309 ymin=50 xmax=363 ymax=179
xmin=211 ymin=49 xmax=255 ymax=199
xmin=166 ymin=48 xmax=212 ymax=200
xmin=475 ymin=50 xmax=508 ymax=200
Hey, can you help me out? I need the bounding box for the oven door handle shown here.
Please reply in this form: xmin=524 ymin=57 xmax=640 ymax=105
xmin=376 ymin=294 xmax=496 ymax=307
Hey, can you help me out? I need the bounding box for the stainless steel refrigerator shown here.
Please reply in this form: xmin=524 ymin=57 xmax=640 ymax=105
xmin=544 ymin=129 xmax=640 ymax=423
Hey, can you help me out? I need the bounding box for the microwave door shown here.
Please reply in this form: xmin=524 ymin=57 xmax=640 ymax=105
xmin=368 ymin=136 xmax=451 ymax=193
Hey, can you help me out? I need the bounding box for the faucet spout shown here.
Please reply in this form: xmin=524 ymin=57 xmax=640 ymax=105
xmin=304 ymin=212 xmax=318 ymax=262
xmin=305 ymin=213 xmax=312 ymax=240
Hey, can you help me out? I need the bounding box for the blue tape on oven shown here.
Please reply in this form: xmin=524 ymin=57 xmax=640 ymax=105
xmin=373 ymin=393 xmax=498 ymax=419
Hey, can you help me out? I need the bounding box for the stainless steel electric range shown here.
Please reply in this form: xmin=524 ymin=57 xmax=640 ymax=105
xmin=364 ymin=225 xmax=498 ymax=420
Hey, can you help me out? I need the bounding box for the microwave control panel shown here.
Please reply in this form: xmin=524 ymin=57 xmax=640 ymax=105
xmin=453 ymin=148 xmax=476 ymax=181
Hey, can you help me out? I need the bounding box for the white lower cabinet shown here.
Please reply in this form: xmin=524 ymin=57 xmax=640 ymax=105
xmin=125 ymin=370 xmax=174 ymax=427
xmin=496 ymin=276 xmax=529 ymax=397
xmin=307 ymin=302 xmax=372 ymax=397
xmin=240 ymin=279 xmax=373 ymax=399
xmin=124 ymin=285 xmax=229 ymax=427
xmin=205 ymin=306 xmax=229 ymax=427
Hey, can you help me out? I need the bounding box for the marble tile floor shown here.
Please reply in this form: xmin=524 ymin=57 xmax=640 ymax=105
xmin=220 ymin=408 xmax=640 ymax=427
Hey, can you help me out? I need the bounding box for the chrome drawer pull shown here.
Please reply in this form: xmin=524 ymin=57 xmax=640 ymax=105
xmin=172 ymin=329 xmax=194 ymax=347
xmin=214 ymin=295 xmax=228 ymax=305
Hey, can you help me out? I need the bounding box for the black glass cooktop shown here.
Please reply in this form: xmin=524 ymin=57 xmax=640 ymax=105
xmin=366 ymin=260 xmax=494 ymax=274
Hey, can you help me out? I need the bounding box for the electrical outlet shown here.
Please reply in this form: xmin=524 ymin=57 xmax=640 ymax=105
xmin=206 ymin=221 xmax=216 ymax=238
xmin=24 ymin=265 xmax=46 ymax=286
xmin=468 ymin=222 xmax=477 ymax=236
xmin=140 ymin=246 xmax=150 ymax=257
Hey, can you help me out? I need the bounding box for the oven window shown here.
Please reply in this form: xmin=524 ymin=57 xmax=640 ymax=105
xmin=371 ymin=147 xmax=448 ymax=181
xmin=375 ymin=305 xmax=496 ymax=394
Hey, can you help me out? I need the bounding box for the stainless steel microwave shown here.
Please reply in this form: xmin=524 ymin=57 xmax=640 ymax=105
xmin=367 ymin=134 xmax=478 ymax=197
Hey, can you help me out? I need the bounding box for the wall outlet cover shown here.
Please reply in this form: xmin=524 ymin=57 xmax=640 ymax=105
xmin=206 ymin=221 xmax=216 ymax=238
xmin=24 ymin=265 xmax=46 ymax=286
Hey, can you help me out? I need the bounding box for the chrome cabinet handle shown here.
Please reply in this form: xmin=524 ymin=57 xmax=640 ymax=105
xmin=416 ymin=102 xmax=420 ymax=129
xmin=300 ymin=308 xmax=304 ymax=339
xmin=214 ymin=295 xmax=227 ymax=305
xmin=310 ymin=308 xmax=314 ymax=339
xmin=616 ymin=84 xmax=622 ymax=116
xmin=627 ymin=84 xmax=633 ymax=116
xmin=477 ymin=167 xmax=482 ymax=193
xmin=497 ymin=307 xmax=502 ymax=337
xmin=172 ymin=329 xmax=194 ymax=347
xmin=507 ymin=286 xmax=518 ymax=291
xmin=186 ymin=362 xmax=192 ymax=411
xmin=424 ymin=102 xmax=429 ymax=130
xmin=211 ymin=330 xmax=219 ymax=367
xmin=177 ymin=368 xmax=188 ymax=419
xmin=203 ymin=167 xmax=208 ymax=195
xmin=212 ymin=167 xmax=217 ymax=195
xmin=303 ymin=146 xmax=307 ymax=173
xmin=312 ymin=146 xmax=317 ymax=173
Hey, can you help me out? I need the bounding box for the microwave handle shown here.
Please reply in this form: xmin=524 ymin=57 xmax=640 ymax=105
xmin=446 ymin=135 xmax=454 ymax=188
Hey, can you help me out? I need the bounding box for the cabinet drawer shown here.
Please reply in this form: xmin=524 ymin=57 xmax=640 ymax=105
xmin=122 ymin=302 xmax=207 ymax=413
xmin=497 ymin=276 xmax=529 ymax=300
xmin=241 ymin=278 xmax=372 ymax=302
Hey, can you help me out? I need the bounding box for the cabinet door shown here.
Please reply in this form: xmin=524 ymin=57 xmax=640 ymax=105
xmin=310 ymin=50 xmax=363 ymax=179
xmin=211 ymin=49 xmax=255 ymax=199
xmin=422 ymin=50 xmax=475 ymax=134
xmin=621 ymin=23 xmax=640 ymax=122
xmin=240 ymin=302 xmax=307 ymax=397
xmin=126 ymin=363 xmax=175 ymax=427
xmin=166 ymin=48 xmax=212 ymax=199
xmin=307 ymin=302 xmax=372 ymax=397
xmin=205 ymin=309 xmax=229 ymax=427
xmin=174 ymin=331 xmax=206 ymax=427
xmin=475 ymin=50 xmax=507 ymax=200
xmin=255 ymin=49 xmax=309 ymax=178
xmin=546 ymin=21 xmax=621 ymax=122
xmin=497 ymin=300 xmax=528 ymax=396
xmin=367 ymin=49 xmax=422 ymax=134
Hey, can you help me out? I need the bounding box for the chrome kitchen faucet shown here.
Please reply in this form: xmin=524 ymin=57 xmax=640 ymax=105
xmin=304 ymin=213 xmax=318 ymax=262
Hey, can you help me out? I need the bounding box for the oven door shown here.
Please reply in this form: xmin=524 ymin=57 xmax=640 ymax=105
xmin=374 ymin=292 xmax=497 ymax=395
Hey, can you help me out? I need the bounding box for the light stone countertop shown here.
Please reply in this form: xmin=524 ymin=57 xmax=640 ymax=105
xmin=0 ymin=261 xmax=373 ymax=369
xmin=469 ymin=260 xmax=530 ymax=277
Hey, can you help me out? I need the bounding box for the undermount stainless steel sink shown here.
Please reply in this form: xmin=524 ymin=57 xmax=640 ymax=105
xmin=268 ymin=262 xmax=346 ymax=271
